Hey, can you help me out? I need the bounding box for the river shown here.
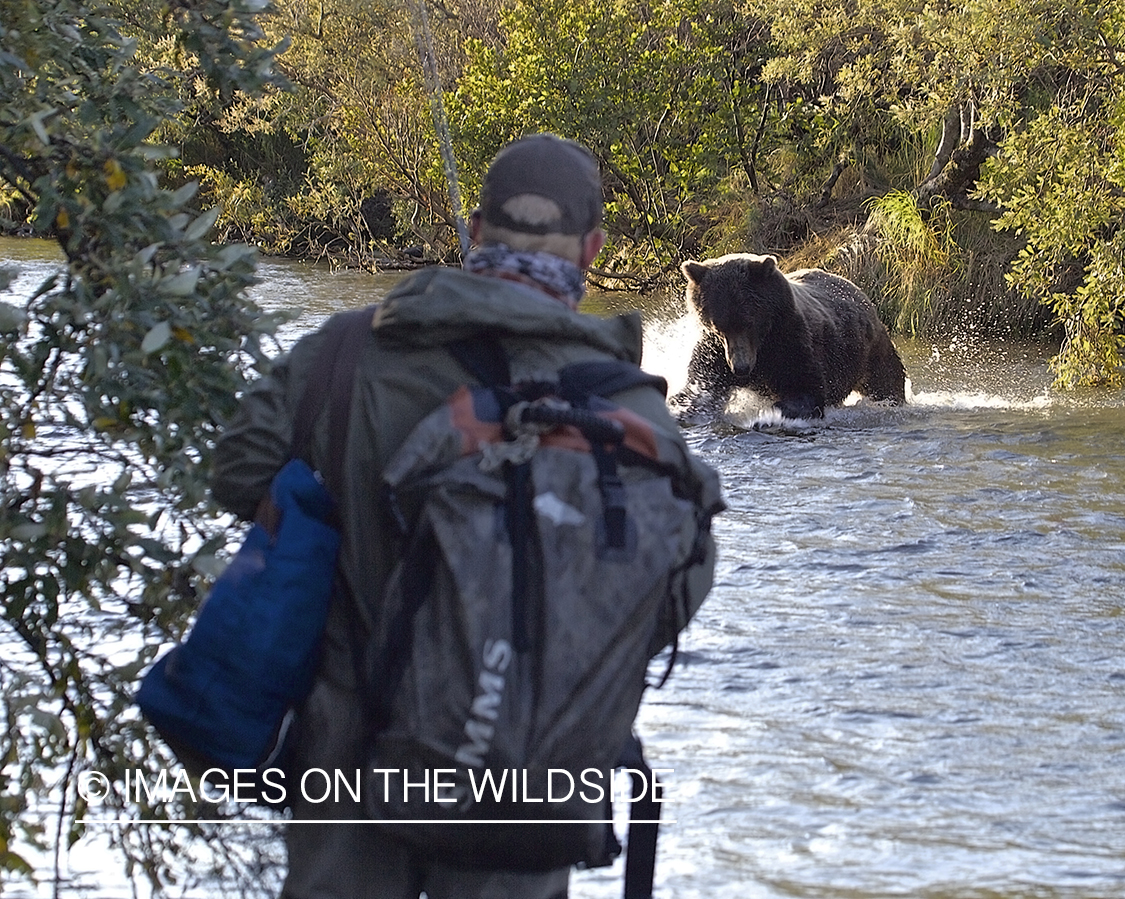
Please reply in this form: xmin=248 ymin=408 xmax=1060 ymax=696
xmin=3 ymin=236 xmax=1125 ymax=898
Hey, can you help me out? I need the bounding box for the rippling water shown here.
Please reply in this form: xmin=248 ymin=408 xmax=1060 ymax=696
xmin=573 ymin=336 xmax=1125 ymax=899
xmin=4 ymin=239 xmax=1124 ymax=898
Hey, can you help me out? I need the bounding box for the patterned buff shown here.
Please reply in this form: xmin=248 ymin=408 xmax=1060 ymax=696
xmin=464 ymin=243 xmax=587 ymax=309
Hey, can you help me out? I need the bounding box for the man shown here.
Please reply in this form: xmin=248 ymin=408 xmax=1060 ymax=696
xmin=211 ymin=133 xmax=718 ymax=898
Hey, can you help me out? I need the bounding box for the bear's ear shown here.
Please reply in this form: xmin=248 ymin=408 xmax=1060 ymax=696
xmin=759 ymin=254 xmax=779 ymax=270
xmin=681 ymin=260 xmax=709 ymax=284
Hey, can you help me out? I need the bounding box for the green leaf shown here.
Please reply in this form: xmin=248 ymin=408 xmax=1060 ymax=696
xmin=27 ymin=109 xmax=51 ymax=145
xmin=140 ymin=321 xmax=172 ymax=354
xmin=161 ymin=268 xmax=201 ymax=296
xmin=184 ymin=206 xmax=221 ymax=242
xmin=170 ymin=181 xmax=199 ymax=206
xmin=0 ymin=301 xmax=27 ymax=331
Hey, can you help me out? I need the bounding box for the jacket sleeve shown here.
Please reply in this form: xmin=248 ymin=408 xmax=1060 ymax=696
xmin=210 ymin=352 xmax=296 ymax=521
xmin=212 ymin=317 xmax=361 ymax=519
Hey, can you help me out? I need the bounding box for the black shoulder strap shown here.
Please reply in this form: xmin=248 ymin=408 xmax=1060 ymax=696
xmin=290 ymin=306 xmax=375 ymax=490
xmin=448 ymin=334 xmax=511 ymax=387
xmin=558 ymin=359 xmax=668 ymax=401
xmin=620 ymin=733 xmax=661 ymax=899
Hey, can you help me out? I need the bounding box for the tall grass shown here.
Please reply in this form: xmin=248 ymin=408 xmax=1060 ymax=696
xmin=769 ymin=191 xmax=1054 ymax=342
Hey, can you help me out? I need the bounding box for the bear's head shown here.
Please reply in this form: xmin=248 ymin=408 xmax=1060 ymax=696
xmin=681 ymin=253 xmax=793 ymax=383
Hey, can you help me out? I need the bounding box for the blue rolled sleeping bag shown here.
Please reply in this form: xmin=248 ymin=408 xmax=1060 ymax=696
xmin=136 ymin=457 xmax=338 ymax=776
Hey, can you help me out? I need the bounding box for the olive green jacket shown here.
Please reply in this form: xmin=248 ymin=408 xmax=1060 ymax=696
xmin=210 ymin=267 xmax=721 ymax=831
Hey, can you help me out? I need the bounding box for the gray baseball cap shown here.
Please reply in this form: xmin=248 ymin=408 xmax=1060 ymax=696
xmin=478 ymin=134 xmax=603 ymax=235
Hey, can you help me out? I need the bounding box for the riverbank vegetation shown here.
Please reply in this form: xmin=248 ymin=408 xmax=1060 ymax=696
xmin=3 ymin=0 xmax=1125 ymax=386
xmin=1 ymin=0 xmax=290 ymax=890
xmin=1 ymin=0 xmax=1124 ymax=893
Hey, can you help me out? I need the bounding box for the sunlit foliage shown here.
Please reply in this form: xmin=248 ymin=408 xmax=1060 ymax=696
xmin=1 ymin=0 xmax=287 ymax=890
xmin=765 ymin=0 xmax=1125 ymax=384
xmin=9 ymin=0 xmax=1125 ymax=382
xmin=450 ymin=0 xmax=772 ymax=277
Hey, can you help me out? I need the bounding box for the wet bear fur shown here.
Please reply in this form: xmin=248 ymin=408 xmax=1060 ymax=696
xmin=672 ymin=253 xmax=907 ymax=419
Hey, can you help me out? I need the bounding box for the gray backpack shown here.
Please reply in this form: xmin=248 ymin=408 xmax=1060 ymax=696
xmin=362 ymin=340 xmax=722 ymax=882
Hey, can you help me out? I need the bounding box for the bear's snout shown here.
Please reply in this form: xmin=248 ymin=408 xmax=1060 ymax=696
xmin=722 ymin=334 xmax=757 ymax=381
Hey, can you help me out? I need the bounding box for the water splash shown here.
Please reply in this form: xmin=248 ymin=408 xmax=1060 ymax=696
xmin=643 ymin=316 xmax=1072 ymax=424
xmin=642 ymin=312 xmax=700 ymax=397
xmin=908 ymin=387 xmax=1055 ymax=412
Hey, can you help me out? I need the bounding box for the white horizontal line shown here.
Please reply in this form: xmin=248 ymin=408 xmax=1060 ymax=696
xmin=78 ymin=818 xmax=670 ymax=826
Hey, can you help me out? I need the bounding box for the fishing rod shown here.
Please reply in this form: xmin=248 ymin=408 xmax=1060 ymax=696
xmin=409 ymin=0 xmax=471 ymax=261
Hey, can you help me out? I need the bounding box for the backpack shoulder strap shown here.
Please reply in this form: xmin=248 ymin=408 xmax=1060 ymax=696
xmin=620 ymin=733 xmax=661 ymax=899
xmin=290 ymin=305 xmax=375 ymax=490
xmin=558 ymin=359 xmax=668 ymax=402
xmin=448 ymin=334 xmax=511 ymax=387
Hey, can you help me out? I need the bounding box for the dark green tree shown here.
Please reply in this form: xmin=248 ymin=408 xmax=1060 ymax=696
xmin=1 ymin=0 xmax=288 ymax=890
xmin=179 ymin=0 xmax=486 ymax=265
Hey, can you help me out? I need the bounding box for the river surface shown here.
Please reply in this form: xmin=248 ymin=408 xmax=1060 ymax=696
xmin=3 ymin=237 xmax=1125 ymax=898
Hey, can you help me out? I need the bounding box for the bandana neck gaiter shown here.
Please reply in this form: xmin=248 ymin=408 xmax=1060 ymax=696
xmin=464 ymin=243 xmax=586 ymax=309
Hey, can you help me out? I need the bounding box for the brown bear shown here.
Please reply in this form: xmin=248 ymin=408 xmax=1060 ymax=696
xmin=671 ymin=253 xmax=907 ymax=419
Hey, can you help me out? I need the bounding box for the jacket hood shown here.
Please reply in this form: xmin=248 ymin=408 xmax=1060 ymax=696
xmin=371 ymin=268 xmax=644 ymax=363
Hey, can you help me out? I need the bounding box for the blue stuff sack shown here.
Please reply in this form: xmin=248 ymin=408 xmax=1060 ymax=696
xmin=136 ymin=457 xmax=339 ymax=775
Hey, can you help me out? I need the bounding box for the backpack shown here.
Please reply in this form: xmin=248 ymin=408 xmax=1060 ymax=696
xmin=136 ymin=307 xmax=372 ymax=789
xmin=359 ymin=338 xmax=722 ymax=881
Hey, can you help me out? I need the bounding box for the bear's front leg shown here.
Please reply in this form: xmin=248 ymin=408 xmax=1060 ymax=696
xmin=776 ymin=393 xmax=825 ymax=420
xmin=763 ymin=348 xmax=827 ymax=419
xmin=670 ymin=333 xmax=735 ymax=418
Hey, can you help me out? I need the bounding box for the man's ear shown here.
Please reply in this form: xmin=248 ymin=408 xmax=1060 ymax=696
xmin=581 ymin=228 xmax=606 ymax=269
xmin=469 ymin=209 xmax=483 ymax=245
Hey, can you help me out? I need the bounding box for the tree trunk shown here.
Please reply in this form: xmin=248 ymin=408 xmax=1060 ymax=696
xmin=916 ymin=102 xmax=999 ymax=213
xmin=925 ymin=105 xmax=963 ymax=183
